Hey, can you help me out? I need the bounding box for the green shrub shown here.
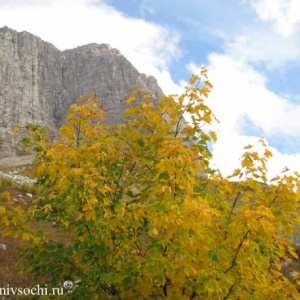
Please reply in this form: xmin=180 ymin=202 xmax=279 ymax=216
xmin=0 ymin=177 xmax=15 ymax=187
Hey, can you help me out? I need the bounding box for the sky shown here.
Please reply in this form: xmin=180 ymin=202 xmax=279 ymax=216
xmin=1 ymin=0 xmax=300 ymax=180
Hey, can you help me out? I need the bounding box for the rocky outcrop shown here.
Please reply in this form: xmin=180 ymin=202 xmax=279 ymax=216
xmin=0 ymin=26 xmax=162 ymax=158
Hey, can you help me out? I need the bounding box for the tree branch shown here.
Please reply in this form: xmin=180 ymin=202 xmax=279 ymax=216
xmin=224 ymin=229 xmax=250 ymax=274
xmin=222 ymin=283 xmax=235 ymax=300
xmin=223 ymin=192 xmax=240 ymax=241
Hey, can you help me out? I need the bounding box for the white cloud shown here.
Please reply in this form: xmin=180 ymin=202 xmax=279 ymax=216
xmin=211 ymin=132 xmax=259 ymax=177
xmin=188 ymin=53 xmax=300 ymax=178
xmin=266 ymin=147 xmax=300 ymax=179
xmin=211 ymin=131 xmax=300 ymax=180
xmin=219 ymin=1 xmax=300 ymax=69
xmin=251 ymin=0 xmax=300 ymax=37
xmin=205 ymin=54 xmax=300 ymax=137
xmin=0 ymin=0 xmax=180 ymax=94
xmin=188 ymin=1 xmax=300 ymax=179
xmin=226 ymin=31 xmax=300 ymax=68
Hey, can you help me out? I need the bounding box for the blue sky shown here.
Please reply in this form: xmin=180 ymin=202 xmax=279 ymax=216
xmin=1 ymin=0 xmax=300 ymax=179
xmin=103 ymin=0 xmax=254 ymax=77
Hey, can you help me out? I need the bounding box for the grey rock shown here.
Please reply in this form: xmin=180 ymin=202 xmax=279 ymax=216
xmin=281 ymin=260 xmax=291 ymax=267
xmin=289 ymin=271 xmax=296 ymax=279
xmin=0 ymin=26 xmax=163 ymax=158
xmin=0 ymin=244 xmax=6 ymax=250
xmin=0 ymin=155 xmax=35 ymax=168
xmin=0 ymin=171 xmax=36 ymax=185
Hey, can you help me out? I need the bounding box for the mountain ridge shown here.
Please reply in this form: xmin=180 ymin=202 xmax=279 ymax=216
xmin=0 ymin=26 xmax=163 ymax=158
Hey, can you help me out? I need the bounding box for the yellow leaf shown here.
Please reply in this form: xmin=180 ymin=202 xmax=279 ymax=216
xmin=89 ymin=198 xmax=98 ymax=206
xmin=258 ymin=137 xmax=267 ymax=147
xmin=78 ymin=95 xmax=86 ymax=102
xmin=104 ymin=208 xmax=112 ymax=218
xmin=12 ymin=125 xmax=21 ymax=134
xmin=152 ymin=227 xmax=159 ymax=236
xmin=35 ymin=162 xmax=45 ymax=175
xmin=125 ymin=91 xmax=137 ymax=104
xmin=209 ymin=130 xmax=217 ymax=142
xmin=204 ymin=80 xmax=213 ymax=89
xmin=46 ymin=149 xmax=57 ymax=159
xmin=274 ymin=260 xmax=282 ymax=271
xmin=22 ymin=232 xmax=32 ymax=241
xmin=282 ymin=167 xmax=290 ymax=173
xmin=0 ymin=206 xmax=6 ymax=215
xmin=143 ymin=93 xmax=152 ymax=99
xmin=75 ymin=213 xmax=84 ymax=221
xmin=104 ymin=184 xmax=115 ymax=193
xmin=85 ymin=209 xmax=96 ymax=221
xmin=288 ymin=246 xmax=298 ymax=259
xmin=1 ymin=216 xmax=9 ymax=226
xmin=200 ymin=87 xmax=210 ymax=97
xmin=42 ymin=204 xmax=52 ymax=213
xmin=82 ymin=203 xmax=92 ymax=211
xmin=0 ymin=191 xmax=11 ymax=202
xmin=264 ymin=149 xmax=273 ymax=158
xmin=270 ymin=175 xmax=280 ymax=182
xmin=189 ymin=74 xmax=200 ymax=85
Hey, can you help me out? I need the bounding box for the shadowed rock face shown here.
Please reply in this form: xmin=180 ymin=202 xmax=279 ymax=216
xmin=0 ymin=26 xmax=163 ymax=158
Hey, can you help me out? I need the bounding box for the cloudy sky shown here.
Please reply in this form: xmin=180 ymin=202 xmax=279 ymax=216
xmin=1 ymin=0 xmax=300 ymax=179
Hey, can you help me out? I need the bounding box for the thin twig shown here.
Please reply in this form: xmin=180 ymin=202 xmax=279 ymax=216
xmin=224 ymin=229 xmax=250 ymax=274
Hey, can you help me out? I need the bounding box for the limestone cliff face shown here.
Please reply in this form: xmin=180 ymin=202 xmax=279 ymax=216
xmin=0 ymin=26 xmax=162 ymax=158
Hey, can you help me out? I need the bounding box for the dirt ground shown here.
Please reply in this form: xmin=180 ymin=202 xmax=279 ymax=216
xmin=0 ymin=184 xmax=36 ymax=288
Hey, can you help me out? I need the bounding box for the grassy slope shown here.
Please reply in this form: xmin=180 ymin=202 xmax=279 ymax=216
xmin=0 ymin=175 xmax=36 ymax=287
xmin=0 ymin=163 xmax=72 ymax=289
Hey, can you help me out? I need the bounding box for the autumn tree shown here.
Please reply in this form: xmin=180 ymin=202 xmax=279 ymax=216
xmin=1 ymin=67 xmax=300 ymax=299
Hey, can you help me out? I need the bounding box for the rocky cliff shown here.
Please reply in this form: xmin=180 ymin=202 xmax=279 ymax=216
xmin=0 ymin=26 xmax=162 ymax=158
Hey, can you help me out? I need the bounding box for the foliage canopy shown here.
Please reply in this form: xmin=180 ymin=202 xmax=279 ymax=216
xmin=1 ymin=68 xmax=300 ymax=299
